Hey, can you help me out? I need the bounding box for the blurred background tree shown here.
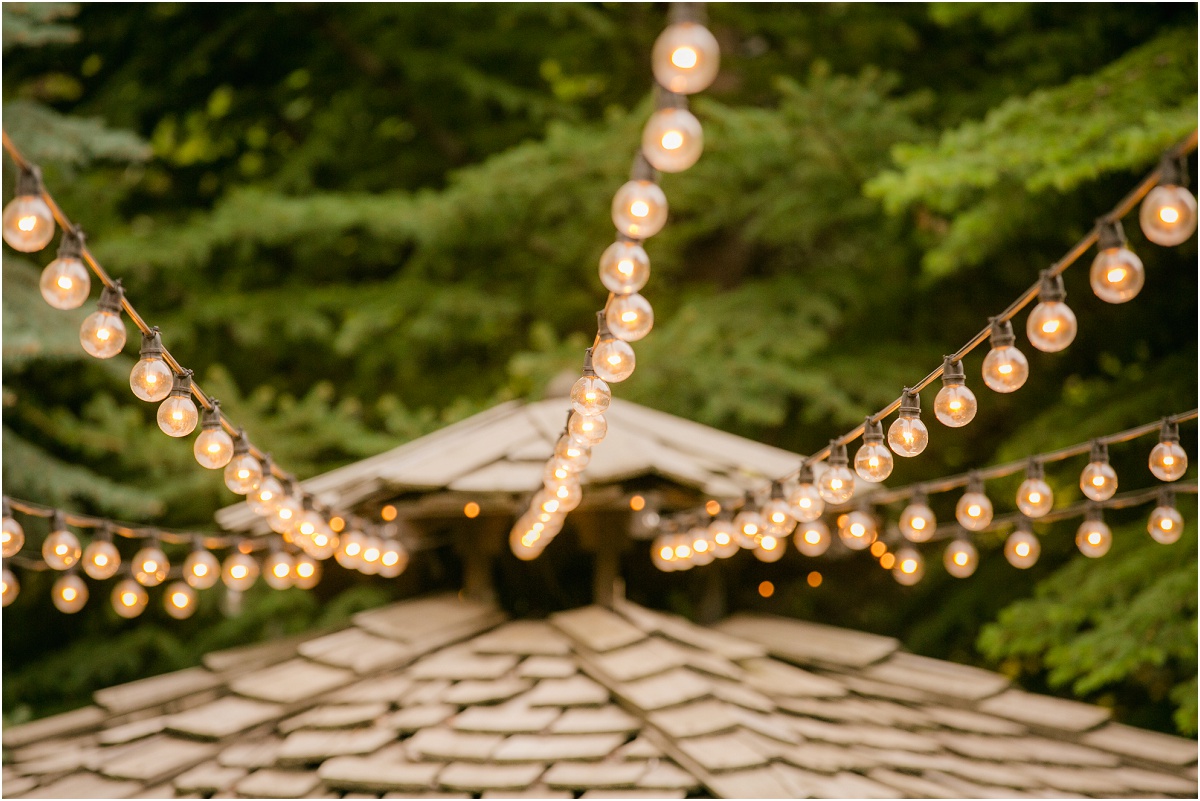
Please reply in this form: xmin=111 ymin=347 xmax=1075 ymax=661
xmin=3 ymin=2 xmax=1196 ymax=735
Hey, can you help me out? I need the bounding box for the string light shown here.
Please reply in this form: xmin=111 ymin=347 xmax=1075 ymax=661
xmin=80 ymin=281 xmax=127 ymax=359
xmin=1089 ymin=219 xmax=1144 ymax=304
xmin=933 ymin=357 xmax=977 ymax=428
xmin=955 ymin=476 xmax=994 ymax=531
xmin=128 ymin=327 xmax=173 ymax=402
xmin=709 ymin=515 xmax=738 ymax=558
xmin=1076 ymin=506 xmax=1112 ymax=558
xmin=787 ymin=465 xmax=824 ymax=522
xmin=1004 ymin=523 xmax=1041 ymax=569
xmin=611 ymin=178 xmax=668 ymax=240
xmin=752 ymin=533 xmax=785 ymax=562
xmin=981 ymin=318 xmax=1029 ymax=393
xmin=651 ymin=15 xmax=720 ymax=94
xmin=164 ymin=582 xmax=197 ymax=620
xmin=82 ymin=534 xmax=120 ymax=580
xmin=598 ymin=240 xmax=650 ymax=295
xmin=335 ymin=530 xmax=364 ymax=570
xmin=194 ymin=402 xmax=235 ymax=469
xmin=51 ymin=572 xmax=88 ymax=614
xmin=592 ymin=312 xmax=637 ymax=382
xmin=294 ymin=552 xmax=322 ymax=587
xmin=568 ymin=411 xmax=607 ymax=447
xmin=184 ymin=546 xmax=220 ymax=589
xmin=838 ymin=509 xmax=877 ymax=551
xmin=1016 ymin=460 xmax=1054 ymax=518
xmin=732 ymin=497 xmax=765 ymax=547
xmin=762 ymin=482 xmax=796 ymax=537
xmin=1149 ymin=420 xmax=1188 ymax=481
xmin=944 ymin=537 xmax=978 ymax=578
xmin=854 ymin=417 xmax=893 ymax=482
xmin=794 ymin=519 xmax=830 ymax=556
xmin=1080 ymin=441 xmax=1118 ymax=501
xmin=605 ymin=292 xmax=655 ymax=342
xmin=1026 ymin=271 xmax=1077 ymax=353
xmin=899 ymin=491 xmax=935 ymax=543
xmin=1147 ymin=489 xmax=1183 ymax=545
xmin=40 ymin=227 xmax=90 ymax=309
xmin=2 ymin=569 xmax=18 ymax=606
xmin=688 ymin=525 xmax=715 ymax=566
xmin=888 ymin=389 xmax=928 ymax=457
xmin=158 ymin=369 xmax=199 ymax=437
xmin=249 ymin=462 xmax=285 ymax=515
xmin=892 ymin=547 xmax=924 ymax=586
xmin=570 ymin=350 xmax=611 ymax=416
xmin=42 ymin=513 xmax=81 ymax=570
xmin=641 ymin=102 xmax=704 ymax=173
xmin=132 ymin=542 xmax=169 ymax=587
xmin=111 ymin=579 xmax=149 ymax=619
xmin=2 ymin=164 xmax=55 ymax=251
xmin=263 ymin=550 xmax=295 ymax=590
xmin=1140 ymin=154 xmax=1197 ymax=246
xmin=1 ymin=498 xmax=24 ymax=558
xmin=224 ymin=430 xmax=264 ymax=495
xmin=222 ymin=550 xmax=259 ymax=591
xmin=817 ymin=442 xmax=855 ymax=504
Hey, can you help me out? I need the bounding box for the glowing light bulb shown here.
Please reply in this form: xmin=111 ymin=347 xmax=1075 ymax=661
xmin=944 ymin=539 xmax=978 ymax=578
xmin=358 ymin=537 xmax=384 ymax=575
xmin=224 ymin=438 xmax=263 ymax=496
xmin=605 ymin=292 xmax=654 ymax=342
xmin=80 ymin=282 xmax=127 ymax=359
xmin=40 ymin=229 xmax=91 ymax=309
xmin=1016 ymin=461 xmax=1054 ymax=518
xmin=268 ymin=495 xmax=302 ymax=535
xmin=900 ymin=496 xmax=936 ymax=543
xmin=1147 ymin=493 xmax=1183 ymax=545
xmin=688 ymin=527 xmax=715 ymax=566
xmin=641 ymin=107 xmax=704 ymax=173
xmin=132 ymin=545 xmax=169 ymax=587
xmin=1076 ymin=513 xmax=1112 ymax=558
xmin=794 ymin=520 xmax=830 ymax=557
xmin=194 ymin=405 xmax=234 ymax=469
xmin=733 ymin=506 xmax=765 ymax=548
xmin=335 ymin=530 xmax=365 ymax=570
xmin=753 ymin=533 xmax=785 ymax=563
xmin=892 ymin=547 xmax=924 ymax=586
xmin=83 ymin=539 xmax=120 ymax=580
xmin=888 ymin=390 xmax=929 ymax=457
xmin=592 ymin=335 xmax=636 ymax=383
xmin=599 ymin=240 xmax=651 ymax=295
xmin=1139 ymin=169 xmax=1197 ymax=246
xmin=854 ymin=419 xmax=893 ymax=482
xmin=112 ymin=579 xmax=149 ymax=618
xmin=1026 ymin=272 xmax=1076 ymax=353
xmin=129 ymin=328 xmax=173 ymax=402
xmin=787 ymin=469 xmax=824 ymax=522
xmin=708 ymin=517 xmax=739 ymax=558
xmin=934 ymin=358 xmax=977 ymax=428
xmin=512 ymin=526 xmax=544 ymax=562
xmin=571 ymin=370 xmax=611 ymax=417
xmin=164 ymin=581 xmax=197 ymax=619
xmin=2 ymin=569 xmax=18 ymax=606
xmin=568 ymin=411 xmax=607 ymax=447
xmin=52 ymin=573 xmax=89 ymax=614
xmin=223 ymin=551 xmax=259 ymax=590
xmin=651 ymin=534 xmax=677 ymax=572
xmin=1005 ymin=527 xmax=1040 ymax=569
xmin=1079 ymin=442 xmax=1117 ymax=502
xmin=545 ymin=477 xmax=583 ymax=513
xmin=250 ymin=474 xmax=285 ymax=516
xmin=1 ymin=504 xmax=24 ymax=557
xmin=553 ymin=435 xmax=591 ymax=473
xmin=1149 ymin=421 xmax=1187 ymax=481
xmin=816 ymin=444 xmax=855 ymax=504
xmin=651 ymin=21 xmax=720 ymax=94
xmin=838 ymin=510 xmax=877 ymax=551
xmin=956 ymin=486 xmax=993 ymax=531
xmin=157 ymin=370 xmax=199 ymax=437
xmin=612 ymin=180 xmax=668 ymax=239
xmin=293 ymin=552 xmax=322 ymax=587
xmin=263 ymin=551 xmax=295 ymax=590
xmin=2 ymin=169 xmax=55 ymax=251
xmin=1090 ymin=224 xmax=1144 ymax=304
xmin=184 ymin=548 xmax=220 ymax=589
xmin=42 ymin=522 xmax=81 ymax=570
xmin=980 ymin=319 xmax=1029 ymax=394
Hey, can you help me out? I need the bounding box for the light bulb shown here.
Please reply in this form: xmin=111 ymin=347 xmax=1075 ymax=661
xmin=689 ymin=527 xmax=715 ymax=566
xmin=546 ymin=479 xmax=583 ymax=512
xmin=899 ymin=496 xmax=936 ymax=543
xmin=264 ymin=551 xmax=295 ymax=590
xmin=888 ymin=390 xmax=928 ymax=457
xmin=892 ymin=547 xmax=924 ymax=586
xmin=605 ymin=292 xmax=654 ymax=342
xmin=1147 ymin=497 xmax=1183 ymax=545
xmin=733 ymin=507 xmax=765 ymax=548
xmin=250 ymin=475 xmax=285 ymax=516
xmin=1080 ymin=442 xmax=1117 ymax=502
xmin=1004 ymin=527 xmax=1040 ymax=569
xmin=708 ymin=518 xmax=739 ymax=558
xmin=80 ymin=282 xmax=127 ymax=359
xmin=1016 ymin=462 xmax=1053 ymax=518
xmin=184 ymin=549 xmax=220 ymax=589
xmin=568 ymin=412 xmax=607 ymax=447
xmin=1090 ymin=230 xmax=1144 ymax=304
xmin=359 ymin=537 xmax=384 ymax=575
xmin=838 ymin=510 xmax=877 ymax=551
xmin=223 ymin=551 xmax=259 ymax=591
xmin=553 ymin=435 xmax=591 ymax=473
xmin=981 ymin=319 xmax=1029 ymax=393
xmin=335 ymin=531 xmax=365 ymax=570
xmin=129 ymin=330 xmax=173 ymax=402
xmin=132 ymin=545 xmax=169 ymax=587
xmin=854 ymin=419 xmax=893 ymax=482
xmin=651 ymin=21 xmax=720 ymax=94
xmin=762 ymin=497 xmax=796 ymax=537
xmin=816 ymin=444 xmax=855 ymax=504
xmin=956 ymin=487 xmax=993 ymax=531
xmin=83 ymin=539 xmax=120 ymax=580
xmin=753 ymin=534 xmax=785 ymax=562
xmin=43 ymin=525 xmax=81 ymax=570
xmin=40 ymin=230 xmax=90 ymax=309
xmin=611 ymin=180 xmax=668 ymax=239
xmin=1149 ymin=421 xmax=1187 ymax=481
xmin=157 ymin=370 xmax=198 ymax=437
xmin=512 ymin=527 xmax=544 ymax=562
xmin=944 ymin=539 xmax=978 ymax=578
xmin=651 ymin=535 xmax=676 ymax=572
xmin=1076 ymin=514 xmax=1112 ymax=558
xmin=194 ymin=412 xmax=234 ymax=470
xmin=1139 ymin=176 xmax=1197 ymax=246
xmin=268 ymin=495 xmax=302 ymax=535
xmin=164 ymin=582 xmax=197 ymax=620
xmin=294 ymin=553 xmax=322 ymax=587
xmin=570 ymin=371 xmax=611 ymax=417
xmin=592 ymin=336 xmax=636 ymax=383
xmin=794 ymin=520 xmax=830 ymax=557
xmin=934 ymin=358 xmax=977 ymax=428
xmin=2 ymin=169 xmax=55 ymax=252
xmin=787 ymin=471 xmax=824 ymax=522
xmin=598 ymin=240 xmax=650 ymax=295
xmin=1026 ymin=272 xmax=1076 ymax=353
xmin=52 ymin=573 xmax=89 ymax=614
xmin=224 ymin=450 xmax=263 ymax=495
xmin=2 ymin=569 xmax=18 ymax=606
xmin=112 ymin=579 xmax=149 ymax=619
xmin=1 ymin=507 xmax=24 ymax=557
xmin=642 ymin=107 xmax=704 ymax=173
xmin=672 ymin=532 xmax=694 ymax=567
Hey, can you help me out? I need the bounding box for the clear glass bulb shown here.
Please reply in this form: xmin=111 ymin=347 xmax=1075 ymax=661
xmin=52 ymin=573 xmax=89 ymax=614
xmin=1149 ymin=441 xmax=1188 ymax=482
xmin=982 ymin=345 xmax=1029 ymax=393
xmin=689 ymin=527 xmax=715 ymax=566
xmin=900 ymin=502 xmax=936 ymax=543
xmin=838 ymin=510 xmax=876 ymax=550
xmin=336 ymin=531 xmax=365 ymax=570
xmin=80 ymin=310 xmax=127 ymax=359
xmin=544 ymin=460 xmax=574 ymax=485
xmin=733 ymin=510 xmax=765 ymax=547
xmin=888 ymin=416 xmax=928 ymax=457
xmin=817 ymin=465 xmax=855 ymax=504
xmin=1 ymin=515 xmax=24 ymax=557
xmin=568 ymin=412 xmax=607 ymax=447
xmin=1147 ymin=504 xmax=1183 ymax=545
xmin=1140 ymin=184 xmax=1197 ymax=246
xmin=794 ymin=520 xmax=830 ymax=556
xmin=944 ymin=539 xmax=978 ymax=578
xmin=359 ymin=537 xmax=383 ymax=575
xmin=43 ymin=529 xmax=81 ymax=570
xmin=1090 ymin=247 xmax=1144 ymax=304
xmin=546 ymin=479 xmax=583 ymax=512
xmin=934 ymin=384 xmax=977 ymax=428
xmin=2 ymin=194 xmax=55 ymax=252
xmin=294 ymin=553 xmax=322 ymax=587
xmin=112 ymin=579 xmax=149 ymax=619
xmin=224 ymin=453 xmax=263 ymax=495
xmin=250 ymin=476 xmax=284 ymax=516
xmin=753 ymin=534 xmax=785 ymax=562
xmin=709 ymin=519 xmax=739 ymax=558
xmin=641 ymin=107 xmax=704 ymax=173
xmin=1004 ymin=528 xmax=1040 ymax=569
xmin=41 ymin=256 xmax=91 ymax=309
xmin=185 ymin=549 xmax=220 ymax=589
xmin=195 ymin=427 xmax=235 ymax=469
xmin=611 ymin=180 xmax=668 ymax=239
xmin=1076 ymin=519 xmax=1112 ymax=558
xmin=223 ymin=552 xmax=260 ymax=590
xmin=762 ymin=499 xmax=796 ymax=537
xmin=268 ymin=496 xmax=302 ymax=535
xmin=129 ymin=356 xmax=173 ymax=402
xmin=651 ymin=536 xmax=676 ymax=572
xmin=893 ymin=547 xmax=924 ymax=586
xmin=1080 ymin=461 xmax=1117 ymax=501
xmin=1016 ymin=478 xmax=1054 ymax=518
xmin=606 ymin=293 xmax=654 ymax=342
xmin=592 ymin=336 xmax=636 ymax=382
xmin=158 ymin=396 xmax=199 ymax=437
xmin=2 ymin=568 xmax=18 ymax=607
xmin=294 ymin=510 xmax=323 ymax=541
xmin=1026 ymin=301 xmax=1077 ymax=353
xmin=512 ymin=527 xmax=544 ymax=562
xmin=133 ymin=546 xmax=169 ymax=587
xmin=787 ymin=482 xmax=824 ymax=522
xmin=956 ymin=491 xmax=993 ymax=531
xmin=598 ymin=240 xmax=650 ymax=295
xmin=651 ymin=21 xmax=720 ymax=94
xmin=164 ymin=582 xmax=198 ymax=620
xmin=854 ymin=441 xmax=894 ymax=482
xmin=83 ymin=540 xmax=120 ymax=580
xmin=570 ymin=375 xmax=611 ymax=417
xmin=264 ymin=551 xmax=295 ymax=590
xmin=553 ymin=437 xmax=591 ymax=472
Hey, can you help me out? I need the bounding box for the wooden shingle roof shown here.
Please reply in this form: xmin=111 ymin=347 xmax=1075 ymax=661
xmin=3 ymin=594 xmax=1195 ymax=799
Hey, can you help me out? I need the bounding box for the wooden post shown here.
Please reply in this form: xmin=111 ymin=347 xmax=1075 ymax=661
xmin=455 ymin=516 xmax=505 ymax=605
xmin=574 ymin=510 xmax=630 ymax=610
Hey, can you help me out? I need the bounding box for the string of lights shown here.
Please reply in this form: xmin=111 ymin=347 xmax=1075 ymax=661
xmin=510 ymin=1 xmax=720 ymax=560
